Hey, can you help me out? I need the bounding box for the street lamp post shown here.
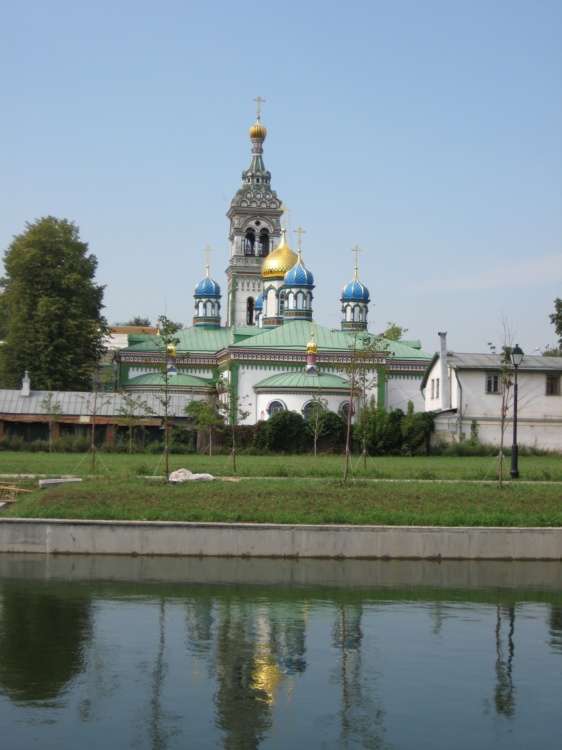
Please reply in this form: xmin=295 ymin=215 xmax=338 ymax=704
xmin=510 ymin=344 xmax=524 ymax=480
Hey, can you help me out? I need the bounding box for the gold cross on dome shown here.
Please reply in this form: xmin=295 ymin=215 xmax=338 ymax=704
xmin=204 ymin=245 xmax=212 ymax=275
xmin=294 ymin=226 xmax=306 ymax=256
xmin=281 ymin=205 xmax=291 ymax=229
xmin=254 ymin=96 xmax=265 ymax=120
xmin=351 ymin=245 xmax=361 ymax=277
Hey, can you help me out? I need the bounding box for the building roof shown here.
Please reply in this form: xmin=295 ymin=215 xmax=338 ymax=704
xmin=127 ymin=372 xmax=214 ymax=389
xmin=254 ymin=371 xmax=351 ymax=391
xmin=421 ymin=352 xmax=562 ymax=390
xmin=0 ymin=389 xmax=193 ymax=418
xmin=229 ymin=320 xmax=432 ymax=360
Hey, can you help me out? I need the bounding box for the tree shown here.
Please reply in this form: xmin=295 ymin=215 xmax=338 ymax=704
xmin=185 ymin=400 xmax=224 ymax=456
xmin=382 ymin=322 xmax=408 ymax=341
xmin=544 ymin=298 xmax=562 ymax=355
xmin=116 ymin=391 xmax=153 ymax=453
xmin=0 ymin=217 xmax=106 ymax=390
xmin=488 ymin=340 xmax=514 ymax=488
xmin=124 ymin=316 xmax=152 ymax=327
xmin=155 ymin=315 xmax=181 ymax=476
xmin=41 ymin=393 xmax=63 ymax=453
xmin=256 ymin=410 xmax=308 ymax=454
xmin=216 ymin=364 xmax=250 ymax=472
xmin=304 ymin=392 xmax=328 ymax=456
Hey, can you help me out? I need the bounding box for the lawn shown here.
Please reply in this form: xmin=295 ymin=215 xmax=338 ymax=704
xmin=0 ymin=451 xmax=560 ymax=527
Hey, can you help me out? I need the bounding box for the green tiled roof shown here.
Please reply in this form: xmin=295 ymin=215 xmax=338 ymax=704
xmin=255 ymin=372 xmax=350 ymax=391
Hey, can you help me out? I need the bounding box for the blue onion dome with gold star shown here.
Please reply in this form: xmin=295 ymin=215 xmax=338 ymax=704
xmin=261 ymin=227 xmax=298 ymax=279
xmin=284 ymin=247 xmax=314 ymax=287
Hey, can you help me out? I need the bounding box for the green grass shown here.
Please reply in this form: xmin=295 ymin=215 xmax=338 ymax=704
xmin=0 ymin=450 xmax=561 ymax=481
xmin=2 ymin=475 xmax=561 ymax=527
xmin=1 ymin=451 xmax=560 ymax=527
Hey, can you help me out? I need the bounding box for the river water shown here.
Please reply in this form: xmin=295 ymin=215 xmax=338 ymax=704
xmin=0 ymin=555 xmax=560 ymax=749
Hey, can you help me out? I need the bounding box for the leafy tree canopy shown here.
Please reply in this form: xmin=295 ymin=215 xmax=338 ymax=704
xmin=382 ymin=322 xmax=408 ymax=341
xmin=0 ymin=217 xmax=106 ymax=390
xmin=123 ymin=316 xmax=152 ymax=327
xmin=544 ymin=298 xmax=562 ymax=355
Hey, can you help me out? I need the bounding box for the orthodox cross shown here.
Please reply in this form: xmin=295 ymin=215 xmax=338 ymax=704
xmin=204 ymin=245 xmax=212 ymax=275
xmin=254 ymin=96 xmax=265 ymax=120
xmin=351 ymin=245 xmax=361 ymax=277
xmin=294 ymin=226 xmax=306 ymax=257
xmin=281 ymin=204 xmax=291 ymax=229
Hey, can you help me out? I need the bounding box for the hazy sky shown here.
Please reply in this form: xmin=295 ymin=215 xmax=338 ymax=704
xmin=1 ymin=0 xmax=560 ymax=355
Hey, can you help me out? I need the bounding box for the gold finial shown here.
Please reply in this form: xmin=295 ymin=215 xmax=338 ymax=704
xmin=294 ymin=226 xmax=306 ymax=259
xmin=254 ymin=96 xmax=265 ymax=121
xmin=351 ymin=245 xmax=361 ymax=279
xmin=307 ymin=321 xmax=318 ymax=354
xmin=204 ymin=245 xmax=212 ymax=277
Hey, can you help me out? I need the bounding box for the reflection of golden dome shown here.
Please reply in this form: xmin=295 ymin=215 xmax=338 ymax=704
xmin=261 ymin=229 xmax=298 ymax=279
xmin=251 ymin=650 xmax=284 ymax=705
xmin=250 ymin=120 xmax=267 ymax=141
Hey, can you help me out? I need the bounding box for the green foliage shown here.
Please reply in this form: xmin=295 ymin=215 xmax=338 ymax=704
xmin=254 ymin=410 xmax=308 ymax=453
xmin=355 ymin=399 xmax=403 ymax=455
xmin=316 ymin=411 xmax=347 ymax=453
xmin=547 ymin=298 xmax=562 ymax=351
xmin=123 ymin=316 xmax=152 ymax=327
xmin=401 ymin=401 xmax=435 ymax=456
xmin=382 ymin=322 xmax=408 ymax=341
xmin=0 ymin=217 xmax=106 ymax=390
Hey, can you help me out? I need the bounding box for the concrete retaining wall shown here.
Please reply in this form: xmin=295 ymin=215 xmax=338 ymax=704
xmin=1 ymin=519 xmax=560 ymax=560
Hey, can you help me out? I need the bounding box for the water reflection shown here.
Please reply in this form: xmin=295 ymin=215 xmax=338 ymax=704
xmin=0 ymin=556 xmax=560 ymax=750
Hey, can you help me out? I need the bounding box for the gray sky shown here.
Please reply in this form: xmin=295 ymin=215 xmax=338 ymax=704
xmin=1 ymin=0 xmax=560 ymax=354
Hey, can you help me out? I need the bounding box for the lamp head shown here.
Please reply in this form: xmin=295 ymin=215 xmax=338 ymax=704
xmin=511 ymin=344 xmax=524 ymax=367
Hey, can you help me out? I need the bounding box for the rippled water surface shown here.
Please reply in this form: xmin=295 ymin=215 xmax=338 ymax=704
xmin=0 ymin=556 xmax=560 ymax=749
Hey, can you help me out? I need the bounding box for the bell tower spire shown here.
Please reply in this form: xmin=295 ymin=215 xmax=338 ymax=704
xmin=226 ymin=98 xmax=283 ymax=327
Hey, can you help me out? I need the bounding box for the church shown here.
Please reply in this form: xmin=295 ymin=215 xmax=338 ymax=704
xmin=117 ymin=103 xmax=433 ymax=424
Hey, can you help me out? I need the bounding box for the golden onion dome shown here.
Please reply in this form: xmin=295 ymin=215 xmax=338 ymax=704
xmin=261 ymin=229 xmax=298 ymax=279
xmin=249 ymin=120 xmax=267 ymax=142
xmin=167 ymin=342 xmax=177 ymax=357
xmin=307 ymin=340 xmax=318 ymax=355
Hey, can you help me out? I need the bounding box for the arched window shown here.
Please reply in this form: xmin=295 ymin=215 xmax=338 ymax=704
xmin=246 ymin=297 xmax=255 ymax=326
xmin=268 ymin=400 xmax=285 ymax=416
xmin=340 ymin=402 xmax=354 ymax=422
xmin=244 ymin=229 xmax=256 ymax=256
xmin=279 ymin=291 xmax=286 ymax=314
xmin=302 ymin=400 xmax=324 ymax=421
xmin=258 ymin=230 xmax=270 ymax=257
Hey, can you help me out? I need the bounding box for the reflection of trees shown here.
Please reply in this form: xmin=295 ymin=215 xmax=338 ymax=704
xmin=214 ymin=605 xmax=272 ymax=750
xmin=332 ymin=604 xmax=390 ymax=749
xmin=494 ymin=605 xmax=515 ymax=717
xmin=549 ymin=605 xmax=562 ymax=654
xmin=0 ymin=583 xmax=92 ymax=703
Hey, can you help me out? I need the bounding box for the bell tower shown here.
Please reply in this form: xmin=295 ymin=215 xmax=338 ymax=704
xmin=225 ymin=98 xmax=284 ymax=327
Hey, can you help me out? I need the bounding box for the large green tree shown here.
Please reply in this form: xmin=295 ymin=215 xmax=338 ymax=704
xmin=0 ymin=217 xmax=106 ymax=390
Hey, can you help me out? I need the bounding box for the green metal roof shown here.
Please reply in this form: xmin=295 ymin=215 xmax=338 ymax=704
xmin=127 ymin=372 xmax=214 ymax=389
xmin=123 ymin=327 xmax=232 ymax=355
xmin=121 ymin=321 xmax=432 ymax=361
xmin=230 ymin=321 xmax=433 ymax=360
xmin=254 ymin=371 xmax=351 ymax=391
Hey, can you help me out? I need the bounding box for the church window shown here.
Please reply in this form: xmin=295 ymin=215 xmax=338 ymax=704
xmin=246 ymin=297 xmax=255 ymax=326
xmin=258 ymin=230 xmax=270 ymax=257
xmin=302 ymin=401 xmax=324 ymax=421
xmin=244 ymin=229 xmax=256 ymax=256
xmin=546 ymin=374 xmax=560 ymax=395
xmin=340 ymin=402 xmax=353 ymax=422
xmin=268 ymin=400 xmax=286 ymax=415
xmin=485 ymin=373 xmax=500 ymax=394
xmin=279 ymin=291 xmax=285 ymax=314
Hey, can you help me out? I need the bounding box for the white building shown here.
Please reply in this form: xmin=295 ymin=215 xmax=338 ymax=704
xmin=421 ymin=333 xmax=562 ymax=451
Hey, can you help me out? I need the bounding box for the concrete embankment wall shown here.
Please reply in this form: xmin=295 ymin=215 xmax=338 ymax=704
xmin=0 ymin=519 xmax=561 ymax=560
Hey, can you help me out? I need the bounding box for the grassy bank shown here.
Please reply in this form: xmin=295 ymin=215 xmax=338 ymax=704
xmin=2 ymin=475 xmax=561 ymax=527
xmin=0 ymin=451 xmax=561 ymax=481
